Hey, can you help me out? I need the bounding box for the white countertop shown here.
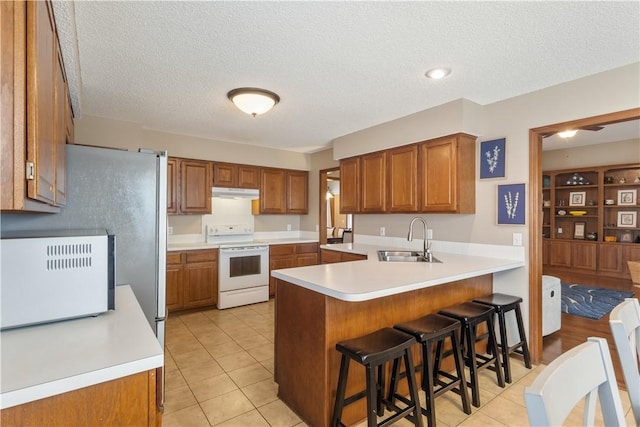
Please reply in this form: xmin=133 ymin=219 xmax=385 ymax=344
xmin=0 ymin=285 xmax=163 ymax=410
xmin=167 ymin=238 xmax=319 ymax=252
xmin=271 ymin=242 xmax=524 ymax=302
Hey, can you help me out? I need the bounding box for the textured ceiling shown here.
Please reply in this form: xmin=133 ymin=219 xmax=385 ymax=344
xmin=53 ymin=1 xmax=640 ymax=153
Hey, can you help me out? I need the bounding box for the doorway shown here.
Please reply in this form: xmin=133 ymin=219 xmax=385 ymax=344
xmin=528 ymin=108 xmax=640 ymax=363
xmin=319 ymin=167 xmax=353 ymax=244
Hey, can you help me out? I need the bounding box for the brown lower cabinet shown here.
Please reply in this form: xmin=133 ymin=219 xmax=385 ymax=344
xmin=320 ymin=248 xmax=367 ymax=264
xmin=166 ymin=249 xmax=218 ymax=312
xmin=544 ymin=239 xmax=640 ymax=280
xmin=269 ymin=243 xmax=319 ymax=296
xmin=0 ymin=370 xmax=159 ymax=427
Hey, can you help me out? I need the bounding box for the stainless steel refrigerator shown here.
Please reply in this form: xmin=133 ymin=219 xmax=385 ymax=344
xmin=0 ymin=144 xmax=167 ymax=348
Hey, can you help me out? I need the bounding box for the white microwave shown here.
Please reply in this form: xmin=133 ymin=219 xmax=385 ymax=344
xmin=0 ymin=230 xmax=116 ymax=330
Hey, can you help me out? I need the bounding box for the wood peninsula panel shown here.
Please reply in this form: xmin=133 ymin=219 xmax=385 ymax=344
xmin=0 ymin=370 xmax=158 ymax=427
xmin=274 ymin=275 xmax=492 ymax=427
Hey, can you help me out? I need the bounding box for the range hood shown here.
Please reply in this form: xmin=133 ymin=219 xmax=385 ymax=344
xmin=212 ymin=187 xmax=259 ymax=199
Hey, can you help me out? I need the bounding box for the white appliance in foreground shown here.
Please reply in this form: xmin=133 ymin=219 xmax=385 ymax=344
xmin=542 ymin=275 xmax=562 ymax=336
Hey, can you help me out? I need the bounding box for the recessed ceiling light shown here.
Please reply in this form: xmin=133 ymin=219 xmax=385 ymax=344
xmin=558 ymin=130 xmax=578 ymax=139
xmin=425 ymin=68 xmax=451 ymax=80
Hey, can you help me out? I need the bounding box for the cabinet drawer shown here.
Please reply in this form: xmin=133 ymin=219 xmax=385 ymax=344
xmin=186 ymin=249 xmax=217 ymax=263
xmin=167 ymin=252 xmax=184 ymax=265
xmin=296 ymin=243 xmax=318 ymax=254
xmin=270 ymin=244 xmax=296 ymax=256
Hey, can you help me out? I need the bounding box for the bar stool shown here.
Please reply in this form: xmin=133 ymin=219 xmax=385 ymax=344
xmin=391 ymin=314 xmax=471 ymax=427
xmin=472 ymin=293 xmax=532 ymax=383
xmin=331 ymin=328 xmax=424 ymax=427
xmin=439 ymin=302 xmax=505 ymax=407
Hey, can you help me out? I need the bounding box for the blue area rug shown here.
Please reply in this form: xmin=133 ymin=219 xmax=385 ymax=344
xmin=561 ymin=282 xmax=634 ymax=320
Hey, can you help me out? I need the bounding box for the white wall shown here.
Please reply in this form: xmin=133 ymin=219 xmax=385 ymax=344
xmin=542 ymin=139 xmax=639 ymax=170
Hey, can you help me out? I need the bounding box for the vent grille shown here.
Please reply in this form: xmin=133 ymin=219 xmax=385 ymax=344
xmin=46 ymin=243 xmax=93 ymax=271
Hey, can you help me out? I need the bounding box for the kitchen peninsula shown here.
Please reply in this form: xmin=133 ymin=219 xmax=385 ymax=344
xmin=271 ymin=242 xmax=524 ymax=427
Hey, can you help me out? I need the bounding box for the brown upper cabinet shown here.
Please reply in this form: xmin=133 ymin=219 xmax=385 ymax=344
xmin=339 ymin=133 xmax=476 ymax=214
xmin=1 ymin=0 xmax=73 ymax=212
xmin=361 ymin=151 xmax=387 ymax=213
xmin=212 ymin=162 xmax=260 ymax=189
xmin=419 ymin=133 xmax=476 ymax=213
xmin=339 ymin=157 xmax=360 ymax=213
xmin=258 ymin=168 xmax=308 ymax=214
xmin=387 ymin=144 xmax=419 ymax=212
xmin=167 ymin=157 xmax=212 ymax=215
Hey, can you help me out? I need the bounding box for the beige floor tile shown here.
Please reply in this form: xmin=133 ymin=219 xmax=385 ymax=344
xmin=216 ymin=350 xmax=258 ymax=372
xmin=214 ymin=409 xmax=270 ymax=427
xmin=166 ymin=336 xmax=206 ymax=355
xmin=164 ymin=350 xmax=179 ymax=372
xmin=180 ymin=359 xmax=225 ymax=385
xmin=164 ymin=385 xmax=197 ymax=415
xmin=476 ymin=367 xmax=509 ymax=396
xmin=165 ymin=369 xmax=188 ymax=391
xmin=173 ymin=347 xmax=214 ymax=369
xmin=242 ymin=379 xmax=279 ymax=407
xmin=457 ymin=411 xmax=507 ymax=426
xmin=163 ymin=403 xmax=211 ymax=427
xmin=203 ymin=340 xmax=245 ymax=359
xmin=479 ymin=395 xmax=530 ymax=426
xmin=247 ymin=344 xmax=274 ymax=362
xmin=200 ymin=389 xmax=255 ymax=426
xmin=190 ymin=372 xmax=239 ymax=403
xmin=226 ymin=326 xmax=261 ymax=340
xmin=260 ymin=357 xmax=275 ymax=374
xmin=228 ymin=363 xmax=272 ymax=388
xmin=236 ymin=334 xmax=272 ymax=350
xmin=257 ymin=399 xmax=302 ymax=427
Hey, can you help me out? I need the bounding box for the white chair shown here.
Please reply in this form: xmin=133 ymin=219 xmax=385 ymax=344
xmin=524 ymin=337 xmax=626 ymax=426
xmin=610 ymin=298 xmax=640 ymax=426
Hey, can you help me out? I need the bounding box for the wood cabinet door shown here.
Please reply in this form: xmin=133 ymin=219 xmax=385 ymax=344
xmin=260 ymin=168 xmax=286 ymax=213
xmin=296 ymin=253 xmax=318 ymax=267
xmin=238 ymin=165 xmax=260 ymax=189
xmin=419 ymin=137 xmax=456 ymax=212
xmin=287 ymin=170 xmax=308 ymax=214
xmin=542 ymin=239 xmax=550 ymax=266
xmin=320 ymin=249 xmax=343 ymax=264
xmin=269 ymin=255 xmax=296 ymax=296
xmin=624 ymin=246 xmax=640 ymax=277
xmin=340 ymin=157 xmax=360 ymax=213
xmin=387 ymin=145 xmax=418 ymax=212
xmin=26 ymin=0 xmax=56 ymax=205
xmin=167 ymin=158 xmax=178 ymax=214
xmin=213 ymin=163 xmax=237 ymax=187
xmin=361 ymin=151 xmax=387 ymax=213
xmin=549 ymin=240 xmax=572 ymax=267
xmin=179 ymin=159 xmax=212 ymax=214
xmin=53 ymin=47 xmax=66 ymax=206
xmin=166 ymin=264 xmax=183 ymax=311
xmin=599 ymin=244 xmax=623 ymax=274
xmin=183 ymin=262 xmax=217 ymax=308
xmin=572 ymin=242 xmax=597 ymax=270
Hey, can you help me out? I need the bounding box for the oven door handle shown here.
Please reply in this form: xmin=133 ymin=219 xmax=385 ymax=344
xmin=220 ymin=246 xmax=268 ymax=252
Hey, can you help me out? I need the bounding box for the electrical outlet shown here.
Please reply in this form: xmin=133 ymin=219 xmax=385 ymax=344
xmin=287 ymin=224 xmax=292 ymax=231
xmin=558 ymin=227 xmax=563 ymax=234
xmin=167 ymin=226 xmax=173 ymax=235
xmin=427 ymin=229 xmax=433 ymax=240
xmin=512 ymin=232 xmax=522 ymax=246
xmin=379 ymin=227 xmax=385 ymax=236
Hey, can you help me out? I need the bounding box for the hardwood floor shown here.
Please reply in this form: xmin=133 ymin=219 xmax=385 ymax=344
xmin=541 ymin=269 xmax=637 ymax=388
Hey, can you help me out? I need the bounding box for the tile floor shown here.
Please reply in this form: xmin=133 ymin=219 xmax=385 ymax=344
xmin=163 ymin=299 xmax=636 ymax=426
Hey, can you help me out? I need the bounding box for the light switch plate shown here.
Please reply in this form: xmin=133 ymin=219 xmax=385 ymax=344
xmin=379 ymin=227 xmax=385 ymax=236
xmin=512 ymin=232 xmax=522 ymax=246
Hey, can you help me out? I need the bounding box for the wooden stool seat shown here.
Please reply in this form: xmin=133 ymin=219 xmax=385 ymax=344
xmin=473 ymin=293 xmax=532 ymax=383
xmin=439 ymin=302 xmax=505 ymax=407
xmin=331 ymin=328 xmax=424 ymax=427
xmin=392 ymin=314 xmax=471 ymax=427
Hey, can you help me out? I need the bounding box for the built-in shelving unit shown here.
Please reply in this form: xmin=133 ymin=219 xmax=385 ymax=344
xmin=543 ymin=163 xmax=640 ymax=280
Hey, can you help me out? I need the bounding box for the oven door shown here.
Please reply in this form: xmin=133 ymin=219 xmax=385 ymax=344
xmin=219 ymin=245 xmax=269 ymax=291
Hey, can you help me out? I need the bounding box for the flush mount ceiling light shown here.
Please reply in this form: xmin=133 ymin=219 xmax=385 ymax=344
xmin=558 ymin=130 xmax=578 ymax=139
xmin=227 ymin=88 xmax=280 ymax=117
xmin=425 ymin=68 xmax=451 ymax=80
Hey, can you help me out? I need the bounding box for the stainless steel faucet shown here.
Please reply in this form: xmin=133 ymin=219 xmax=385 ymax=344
xmin=408 ymin=217 xmax=432 ymax=261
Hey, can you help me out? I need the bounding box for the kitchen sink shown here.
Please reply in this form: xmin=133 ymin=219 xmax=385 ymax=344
xmin=377 ymin=250 xmax=442 ymax=263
